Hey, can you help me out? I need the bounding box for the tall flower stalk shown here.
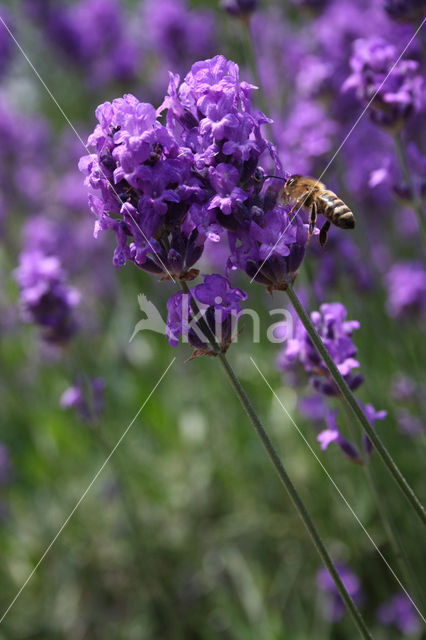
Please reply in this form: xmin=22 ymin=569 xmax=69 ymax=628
xmin=178 ymin=280 xmax=372 ymax=639
xmin=285 ymin=284 xmax=426 ymax=526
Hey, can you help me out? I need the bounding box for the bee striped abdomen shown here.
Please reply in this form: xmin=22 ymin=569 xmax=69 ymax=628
xmin=318 ymin=190 xmax=355 ymax=229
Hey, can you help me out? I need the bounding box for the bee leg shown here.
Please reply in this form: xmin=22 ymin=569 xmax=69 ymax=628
xmin=319 ymin=220 xmax=331 ymax=248
xmin=308 ymin=201 xmax=318 ymax=238
xmin=288 ymin=191 xmax=311 ymax=218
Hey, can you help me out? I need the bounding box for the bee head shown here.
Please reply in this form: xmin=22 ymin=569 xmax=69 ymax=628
xmin=282 ymin=174 xmax=301 ymax=200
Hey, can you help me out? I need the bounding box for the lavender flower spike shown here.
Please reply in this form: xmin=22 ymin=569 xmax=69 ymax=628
xmin=14 ymin=250 xmax=80 ymax=344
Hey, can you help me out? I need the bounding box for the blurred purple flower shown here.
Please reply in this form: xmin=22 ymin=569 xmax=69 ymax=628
xmin=297 ymin=395 xmax=327 ymax=423
xmin=396 ymin=409 xmax=424 ymax=437
xmin=377 ymin=593 xmax=420 ymax=634
xmin=143 ymin=0 xmax=217 ymax=74
xmin=14 ymin=250 xmax=80 ymax=345
xmin=344 ymin=38 xmax=424 ymax=130
xmin=391 ymin=374 xmax=417 ymax=401
xmin=61 ymin=377 xmax=104 ymax=423
xmin=385 ymin=261 xmax=426 ymax=318
xmin=274 ymin=100 xmax=337 ymax=175
xmin=317 ymin=563 xmax=364 ymax=622
xmin=0 ymin=95 xmax=50 ymax=211
xmin=25 ymin=0 xmax=141 ymax=88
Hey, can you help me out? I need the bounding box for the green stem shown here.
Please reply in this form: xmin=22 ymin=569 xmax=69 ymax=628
xmin=364 ymin=463 xmax=425 ymax=609
xmin=286 ymin=284 xmax=426 ymax=526
xmin=179 ymin=282 xmax=372 ymax=639
xmin=393 ymin=132 xmax=426 ymax=247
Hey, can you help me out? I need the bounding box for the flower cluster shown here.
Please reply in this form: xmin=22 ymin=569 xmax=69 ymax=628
xmin=14 ymin=250 xmax=80 ymax=345
xmin=80 ymin=56 xmax=309 ymax=348
xmin=166 ymin=275 xmax=247 ymax=356
xmin=278 ymin=303 xmax=386 ymax=461
xmin=278 ymin=303 xmax=363 ymax=395
xmin=317 ymin=564 xmax=364 ymax=622
xmin=343 ymin=38 xmax=424 ymax=131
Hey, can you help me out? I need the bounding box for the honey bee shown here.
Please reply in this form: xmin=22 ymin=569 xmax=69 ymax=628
xmin=280 ymin=174 xmax=355 ymax=247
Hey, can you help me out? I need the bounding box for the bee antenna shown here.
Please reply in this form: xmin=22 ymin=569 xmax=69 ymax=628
xmin=263 ymin=175 xmax=286 ymax=181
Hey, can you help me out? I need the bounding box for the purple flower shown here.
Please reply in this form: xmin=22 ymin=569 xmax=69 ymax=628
xmin=14 ymin=250 xmax=80 ymax=345
xmin=317 ymin=564 xmax=364 ymax=622
xmin=278 ymin=302 xmax=363 ymax=396
xmin=208 ymin=164 xmax=248 ymax=215
xmin=343 ymin=38 xmax=424 ymax=130
xmin=317 ymin=410 xmax=362 ymax=463
xmin=61 ymin=377 xmax=104 ymax=423
xmin=81 ymin=55 xmax=295 ymax=290
xmin=166 ymin=275 xmax=246 ymax=355
xmin=385 ymin=261 xmax=426 ymax=318
xmin=377 ymin=593 xmax=420 ymax=634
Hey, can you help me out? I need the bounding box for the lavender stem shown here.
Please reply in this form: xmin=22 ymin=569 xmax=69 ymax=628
xmin=286 ymin=284 xmax=426 ymax=526
xmin=180 ymin=282 xmax=372 ymax=639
